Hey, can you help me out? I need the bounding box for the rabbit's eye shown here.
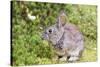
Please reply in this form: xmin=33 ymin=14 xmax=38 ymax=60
xmin=49 ymin=29 xmax=52 ymax=33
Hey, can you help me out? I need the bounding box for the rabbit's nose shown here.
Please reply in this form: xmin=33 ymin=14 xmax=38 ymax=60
xmin=44 ymin=31 xmax=48 ymax=34
xmin=42 ymin=33 xmax=47 ymax=40
xmin=42 ymin=34 xmax=49 ymax=40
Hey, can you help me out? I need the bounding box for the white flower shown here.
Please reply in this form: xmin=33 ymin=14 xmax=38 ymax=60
xmin=27 ymin=13 xmax=36 ymax=20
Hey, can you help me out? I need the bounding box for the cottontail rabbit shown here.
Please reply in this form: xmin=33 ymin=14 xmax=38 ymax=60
xmin=42 ymin=11 xmax=84 ymax=62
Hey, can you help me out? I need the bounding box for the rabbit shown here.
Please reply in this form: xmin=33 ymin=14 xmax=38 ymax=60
xmin=42 ymin=11 xmax=84 ymax=62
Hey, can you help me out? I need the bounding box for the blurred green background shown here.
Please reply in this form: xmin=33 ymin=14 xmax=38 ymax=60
xmin=11 ymin=1 xmax=97 ymax=66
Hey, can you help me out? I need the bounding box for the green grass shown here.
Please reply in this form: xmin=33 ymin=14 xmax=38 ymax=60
xmin=11 ymin=1 xmax=97 ymax=66
xmin=80 ymin=49 xmax=97 ymax=62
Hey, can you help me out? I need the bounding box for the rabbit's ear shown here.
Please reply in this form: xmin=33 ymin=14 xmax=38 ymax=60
xmin=57 ymin=10 xmax=67 ymax=28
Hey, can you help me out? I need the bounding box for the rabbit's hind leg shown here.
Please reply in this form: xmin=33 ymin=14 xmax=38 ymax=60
xmin=68 ymin=56 xmax=79 ymax=62
xmin=68 ymin=50 xmax=80 ymax=62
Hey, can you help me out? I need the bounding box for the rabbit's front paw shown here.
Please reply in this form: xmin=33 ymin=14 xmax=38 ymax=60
xmin=59 ymin=56 xmax=67 ymax=62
